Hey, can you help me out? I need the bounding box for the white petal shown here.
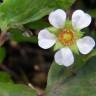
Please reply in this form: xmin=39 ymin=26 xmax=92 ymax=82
xmin=38 ymin=39 xmax=56 ymax=49
xmin=38 ymin=29 xmax=56 ymax=40
xmin=72 ymin=10 xmax=91 ymax=30
xmin=49 ymin=9 xmax=66 ymax=28
xmin=38 ymin=29 xmax=56 ymax=49
xmin=54 ymin=48 xmax=74 ymax=67
xmin=77 ymin=36 xmax=95 ymax=54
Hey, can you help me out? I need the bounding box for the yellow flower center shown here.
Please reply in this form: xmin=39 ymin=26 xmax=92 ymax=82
xmin=58 ymin=28 xmax=77 ymax=46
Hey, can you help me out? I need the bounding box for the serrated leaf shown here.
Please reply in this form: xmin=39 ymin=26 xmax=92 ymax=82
xmin=0 ymin=0 xmax=75 ymax=31
xmin=0 ymin=0 xmax=53 ymax=31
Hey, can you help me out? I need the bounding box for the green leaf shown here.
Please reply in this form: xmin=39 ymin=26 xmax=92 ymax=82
xmin=10 ymin=29 xmax=38 ymax=43
xmin=0 ymin=0 xmax=75 ymax=31
xmin=0 ymin=83 xmax=36 ymax=96
xmin=0 ymin=0 xmax=53 ymax=31
xmin=0 ymin=47 xmax=6 ymax=64
xmin=46 ymin=56 xmax=96 ymax=96
xmin=25 ymin=19 xmax=50 ymax=29
xmin=53 ymin=0 xmax=75 ymax=10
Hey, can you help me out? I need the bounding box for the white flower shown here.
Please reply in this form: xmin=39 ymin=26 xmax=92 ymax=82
xmin=38 ymin=9 xmax=95 ymax=67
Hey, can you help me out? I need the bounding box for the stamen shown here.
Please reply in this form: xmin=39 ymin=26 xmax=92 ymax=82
xmin=58 ymin=28 xmax=77 ymax=46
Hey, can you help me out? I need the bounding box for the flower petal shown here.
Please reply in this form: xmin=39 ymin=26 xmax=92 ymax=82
xmin=49 ymin=9 xmax=66 ymax=28
xmin=72 ymin=10 xmax=91 ymax=30
xmin=54 ymin=48 xmax=74 ymax=67
xmin=38 ymin=39 xmax=56 ymax=49
xmin=38 ymin=29 xmax=56 ymax=40
xmin=77 ymin=36 xmax=95 ymax=54
xmin=38 ymin=29 xmax=56 ymax=49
